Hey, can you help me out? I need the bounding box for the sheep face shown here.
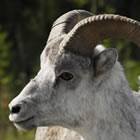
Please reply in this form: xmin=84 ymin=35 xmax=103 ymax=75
xmin=9 ymin=49 xmax=92 ymax=130
xmin=9 ymin=42 xmax=118 ymax=131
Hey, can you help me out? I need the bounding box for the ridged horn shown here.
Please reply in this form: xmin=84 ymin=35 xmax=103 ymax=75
xmin=59 ymin=14 xmax=140 ymax=56
xmin=47 ymin=10 xmax=93 ymax=43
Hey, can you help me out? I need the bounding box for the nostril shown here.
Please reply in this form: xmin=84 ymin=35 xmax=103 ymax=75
xmin=11 ymin=105 xmax=21 ymax=114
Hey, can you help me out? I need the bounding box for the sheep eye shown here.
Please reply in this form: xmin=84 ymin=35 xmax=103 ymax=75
xmin=59 ymin=72 xmax=73 ymax=81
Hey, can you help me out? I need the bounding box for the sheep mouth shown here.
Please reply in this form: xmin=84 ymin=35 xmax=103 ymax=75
xmin=13 ymin=116 xmax=36 ymax=130
xmin=13 ymin=116 xmax=34 ymax=124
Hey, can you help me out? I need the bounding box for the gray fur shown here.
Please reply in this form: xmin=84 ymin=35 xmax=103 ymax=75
xmin=8 ymin=10 xmax=140 ymax=140
xmin=9 ymin=44 xmax=140 ymax=140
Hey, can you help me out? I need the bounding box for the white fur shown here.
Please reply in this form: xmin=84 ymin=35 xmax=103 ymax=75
xmin=9 ymin=44 xmax=140 ymax=140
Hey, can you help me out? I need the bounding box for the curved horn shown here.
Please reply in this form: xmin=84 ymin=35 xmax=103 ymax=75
xmin=47 ymin=10 xmax=93 ymax=43
xmin=59 ymin=14 xmax=140 ymax=56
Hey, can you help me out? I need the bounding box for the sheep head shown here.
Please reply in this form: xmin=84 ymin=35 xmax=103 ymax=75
xmin=9 ymin=10 xmax=140 ymax=134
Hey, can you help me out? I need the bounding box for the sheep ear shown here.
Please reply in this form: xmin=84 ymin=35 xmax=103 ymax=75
xmin=94 ymin=48 xmax=118 ymax=75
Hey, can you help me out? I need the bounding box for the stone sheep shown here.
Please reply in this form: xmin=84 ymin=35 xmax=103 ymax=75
xmin=9 ymin=10 xmax=140 ymax=140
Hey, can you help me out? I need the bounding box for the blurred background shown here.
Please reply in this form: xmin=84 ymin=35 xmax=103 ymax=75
xmin=0 ymin=0 xmax=140 ymax=140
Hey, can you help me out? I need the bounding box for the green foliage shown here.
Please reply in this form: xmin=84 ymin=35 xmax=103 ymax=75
xmin=0 ymin=126 xmax=35 ymax=140
xmin=125 ymin=60 xmax=140 ymax=90
xmin=138 ymin=76 xmax=140 ymax=93
xmin=71 ymin=0 xmax=89 ymax=6
xmin=0 ymin=29 xmax=12 ymax=87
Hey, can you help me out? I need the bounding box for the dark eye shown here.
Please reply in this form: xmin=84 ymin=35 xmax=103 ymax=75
xmin=59 ymin=72 xmax=74 ymax=81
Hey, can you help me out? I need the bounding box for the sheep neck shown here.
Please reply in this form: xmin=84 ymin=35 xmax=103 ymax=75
xmin=78 ymin=65 xmax=137 ymax=140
